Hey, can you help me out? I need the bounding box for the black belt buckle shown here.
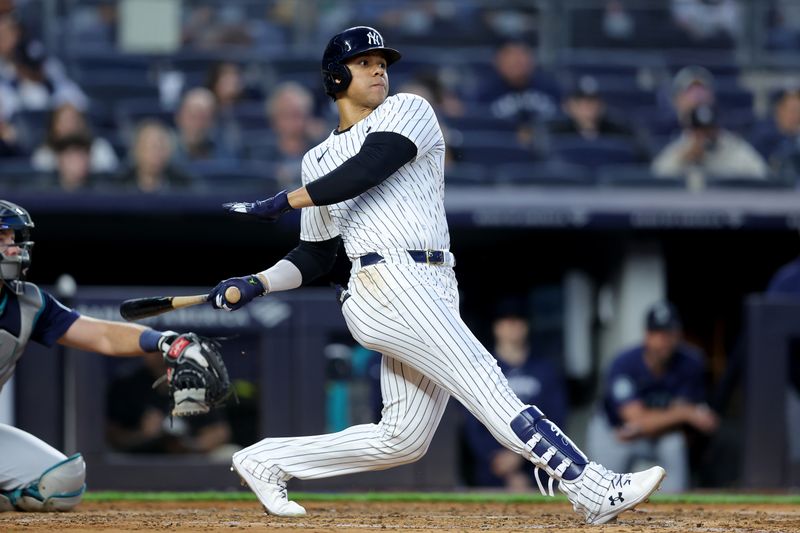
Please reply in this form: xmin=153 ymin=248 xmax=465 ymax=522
xmin=425 ymin=250 xmax=445 ymax=265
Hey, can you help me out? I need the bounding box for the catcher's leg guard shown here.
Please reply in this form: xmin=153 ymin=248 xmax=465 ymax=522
xmin=3 ymin=453 xmax=86 ymax=512
xmin=512 ymin=406 xmax=665 ymax=525
xmin=0 ymin=493 xmax=14 ymax=512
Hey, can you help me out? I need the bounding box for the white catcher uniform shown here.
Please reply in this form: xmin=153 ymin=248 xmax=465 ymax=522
xmin=233 ymin=93 xmax=665 ymax=524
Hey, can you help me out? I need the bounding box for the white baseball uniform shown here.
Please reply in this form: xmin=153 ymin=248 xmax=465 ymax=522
xmin=235 ymin=93 xmax=533 ymax=481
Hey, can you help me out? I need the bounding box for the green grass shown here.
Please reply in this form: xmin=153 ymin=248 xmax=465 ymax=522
xmin=83 ymin=491 xmax=800 ymax=505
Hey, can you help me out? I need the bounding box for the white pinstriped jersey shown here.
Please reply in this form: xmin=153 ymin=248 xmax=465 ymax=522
xmin=299 ymin=93 xmax=448 ymax=258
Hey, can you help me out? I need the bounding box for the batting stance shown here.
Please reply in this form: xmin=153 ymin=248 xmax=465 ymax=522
xmin=210 ymin=26 xmax=666 ymax=525
xmin=0 ymin=200 xmax=218 ymax=512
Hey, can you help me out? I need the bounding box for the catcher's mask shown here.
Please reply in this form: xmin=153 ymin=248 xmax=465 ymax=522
xmin=0 ymin=200 xmax=35 ymax=295
xmin=321 ymin=26 xmax=401 ymax=101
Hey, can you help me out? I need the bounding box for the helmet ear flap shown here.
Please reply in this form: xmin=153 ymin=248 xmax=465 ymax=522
xmin=323 ymin=62 xmax=352 ymax=99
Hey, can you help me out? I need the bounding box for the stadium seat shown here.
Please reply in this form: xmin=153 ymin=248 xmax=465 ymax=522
xmin=446 ymin=114 xmax=517 ymax=133
xmin=494 ymin=161 xmax=593 ymax=186
xmin=444 ymin=162 xmax=489 ymax=186
xmin=705 ymin=174 xmax=794 ymax=190
xmin=184 ymin=160 xmax=279 ymax=193
xmin=595 ymin=164 xmax=685 ymax=188
xmin=455 ymin=142 xmax=537 ymax=166
xmin=549 ymin=135 xmax=640 ymax=167
xmin=115 ymin=98 xmax=174 ymax=130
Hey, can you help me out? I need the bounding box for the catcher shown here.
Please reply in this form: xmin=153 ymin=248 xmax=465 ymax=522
xmin=0 ymin=200 xmax=230 ymax=512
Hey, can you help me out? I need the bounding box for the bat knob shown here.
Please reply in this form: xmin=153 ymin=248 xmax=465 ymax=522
xmin=225 ymin=286 xmax=241 ymax=304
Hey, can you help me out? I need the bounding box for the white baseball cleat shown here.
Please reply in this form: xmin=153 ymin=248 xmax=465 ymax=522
xmin=231 ymin=454 xmax=306 ymax=517
xmin=559 ymin=462 xmax=665 ymax=525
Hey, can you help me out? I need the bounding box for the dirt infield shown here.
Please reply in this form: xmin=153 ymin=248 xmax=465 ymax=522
xmin=3 ymin=500 xmax=800 ymax=532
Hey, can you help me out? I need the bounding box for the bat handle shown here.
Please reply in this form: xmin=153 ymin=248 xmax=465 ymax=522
xmin=224 ymin=286 xmax=241 ymax=304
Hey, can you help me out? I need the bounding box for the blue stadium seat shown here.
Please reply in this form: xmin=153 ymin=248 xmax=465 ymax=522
xmin=595 ymin=164 xmax=684 ymax=188
xmin=495 ymin=161 xmax=593 ymax=186
xmin=455 ymin=141 xmax=537 ymax=166
xmin=447 ymin=114 xmax=517 ymax=133
xmin=549 ymin=135 xmax=640 ymax=167
xmin=82 ymin=74 xmax=160 ymax=106
xmin=0 ymin=158 xmax=52 ymax=190
xmin=444 ymin=162 xmax=489 ymax=186
xmin=705 ymin=174 xmax=793 ymax=190
xmin=184 ymin=160 xmax=279 ymax=193
xmin=115 ymin=98 xmax=174 ymax=130
xmin=232 ymin=102 xmax=269 ymax=131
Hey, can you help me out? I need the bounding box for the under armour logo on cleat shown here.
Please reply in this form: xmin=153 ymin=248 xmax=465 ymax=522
xmin=608 ymin=492 xmax=625 ymax=506
xmin=317 ymin=148 xmax=329 ymax=163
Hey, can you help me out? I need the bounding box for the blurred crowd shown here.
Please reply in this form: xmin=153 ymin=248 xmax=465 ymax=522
xmin=2 ymin=0 xmax=800 ymax=194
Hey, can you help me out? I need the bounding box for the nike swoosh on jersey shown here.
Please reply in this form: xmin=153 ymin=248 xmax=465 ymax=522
xmin=317 ymin=148 xmax=329 ymax=163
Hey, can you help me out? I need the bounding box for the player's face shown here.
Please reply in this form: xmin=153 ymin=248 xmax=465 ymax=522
xmin=344 ymin=52 xmax=389 ymax=107
xmin=0 ymin=229 xmax=20 ymax=257
xmin=644 ymin=329 xmax=680 ymax=365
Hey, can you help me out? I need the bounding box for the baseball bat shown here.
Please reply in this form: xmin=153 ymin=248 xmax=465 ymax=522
xmin=119 ymin=287 xmax=240 ymax=321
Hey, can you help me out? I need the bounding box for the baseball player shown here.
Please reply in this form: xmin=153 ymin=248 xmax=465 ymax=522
xmin=0 ymin=199 xmax=195 ymax=512
xmin=209 ymin=26 xmax=666 ymax=525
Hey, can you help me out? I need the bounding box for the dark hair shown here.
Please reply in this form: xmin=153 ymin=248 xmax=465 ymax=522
xmin=205 ymin=61 xmax=240 ymax=95
xmin=53 ymin=132 xmax=92 ymax=153
xmin=45 ymin=104 xmax=92 ymax=149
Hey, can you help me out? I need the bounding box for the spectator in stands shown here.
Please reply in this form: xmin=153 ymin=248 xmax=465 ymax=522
xmin=181 ymin=4 xmax=255 ymax=50
xmin=651 ymin=104 xmax=768 ymax=180
xmin=118 ymin=119 xmax=194 ymax=193
xmin=206 ymin=60 xmax=259 ymax=113
xmin=31 ymin=102 xmax=118 ymax=173
xmin=750 ymin=88 xmax=800 ymax=181
xmin=6 ymin=37 xmax=88 ymax=112
xmin=0 ymin=8 xmax=21 ymax=81
xmin=586 ymin=302 xmax=718 ymax=493
xmin=258 ymin=82 xmax=325 ymax=189
xmin=106 ymin=351 xmax=236 ymax=457
xmin=205 ymin=60 xmax=263 ymax=156
xmin=0 ymin=86 xmax=22 ymax=156
xmin=463 ymin=297 xmax=568 ymax=490
xmin=653 ymin=65 xmax=717 ymax=139
xmin=51 ymin=132 xmax=94 ymax=192
xmin=546 ymin=74 xmax=650 ymax=161
xmin=766 ymin=0 xmax=800 ymax=50
xmin=751 ymin=88 xmax=800 ymax=162
xmin=171 ymin=87 xmax=236 ymax=165
xmin=401 ymin=70 xmax=464 ymax=119
xmin=473 ymin=40 xmax=560 ymax=146
xmin=670 ymin=0 xmax=741 ymax=48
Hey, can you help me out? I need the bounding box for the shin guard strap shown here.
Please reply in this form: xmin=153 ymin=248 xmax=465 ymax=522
xmin=511 ymin=406 xmax=588 ymax=482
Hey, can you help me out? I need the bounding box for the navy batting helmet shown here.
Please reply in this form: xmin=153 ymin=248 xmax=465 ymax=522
xmin=321 ymin=26 xmax=401 ymax=100
xmin=0 ymin=200 xmax=34 ymax=293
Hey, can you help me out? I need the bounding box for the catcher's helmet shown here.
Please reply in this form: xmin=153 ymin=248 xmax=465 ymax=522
xmin=0 ymin=200 xmax=34 ymax=292
xmin=321 ymin=26 xmax=401 ymax=100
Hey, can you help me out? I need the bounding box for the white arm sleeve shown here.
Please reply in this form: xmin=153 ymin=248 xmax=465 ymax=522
xmin=257 ymin=259 xmax=303 ymax=293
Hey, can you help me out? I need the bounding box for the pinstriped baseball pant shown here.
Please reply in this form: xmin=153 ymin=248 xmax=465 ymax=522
xmin=237 ymin=262 xmax=529 ymax=482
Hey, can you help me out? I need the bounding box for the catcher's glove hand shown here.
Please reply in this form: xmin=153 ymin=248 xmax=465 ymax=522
xmin=158 ymin=332 xmax=232 ymax=416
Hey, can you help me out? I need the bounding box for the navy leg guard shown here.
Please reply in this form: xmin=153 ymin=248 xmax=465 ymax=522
xmin=511 ymin=406 xmax=589 ymax=494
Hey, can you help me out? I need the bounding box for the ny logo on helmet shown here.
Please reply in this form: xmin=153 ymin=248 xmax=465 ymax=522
xmin=367 ymin=31 xmax=382 ymax=46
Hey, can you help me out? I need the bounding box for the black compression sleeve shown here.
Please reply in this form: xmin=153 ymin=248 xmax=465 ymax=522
xmin=284 ymin=236 xmax=341 ymax=283
xmin=306 ymin=131 xmax=417 ymax=206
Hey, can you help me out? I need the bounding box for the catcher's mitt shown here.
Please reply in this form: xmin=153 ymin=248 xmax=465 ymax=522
xmin=158 ymin=332 xmax=232 ymax=416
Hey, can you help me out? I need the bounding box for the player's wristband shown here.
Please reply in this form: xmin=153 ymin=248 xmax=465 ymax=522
xmin=139 ymin=329 xmax=167 ymax=353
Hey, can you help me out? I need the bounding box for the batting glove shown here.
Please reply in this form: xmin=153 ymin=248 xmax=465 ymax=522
xmin=208 ymin=275 xmax=266 ymax=311
xmin=223 ymin=191 xmax=293 ymax=222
